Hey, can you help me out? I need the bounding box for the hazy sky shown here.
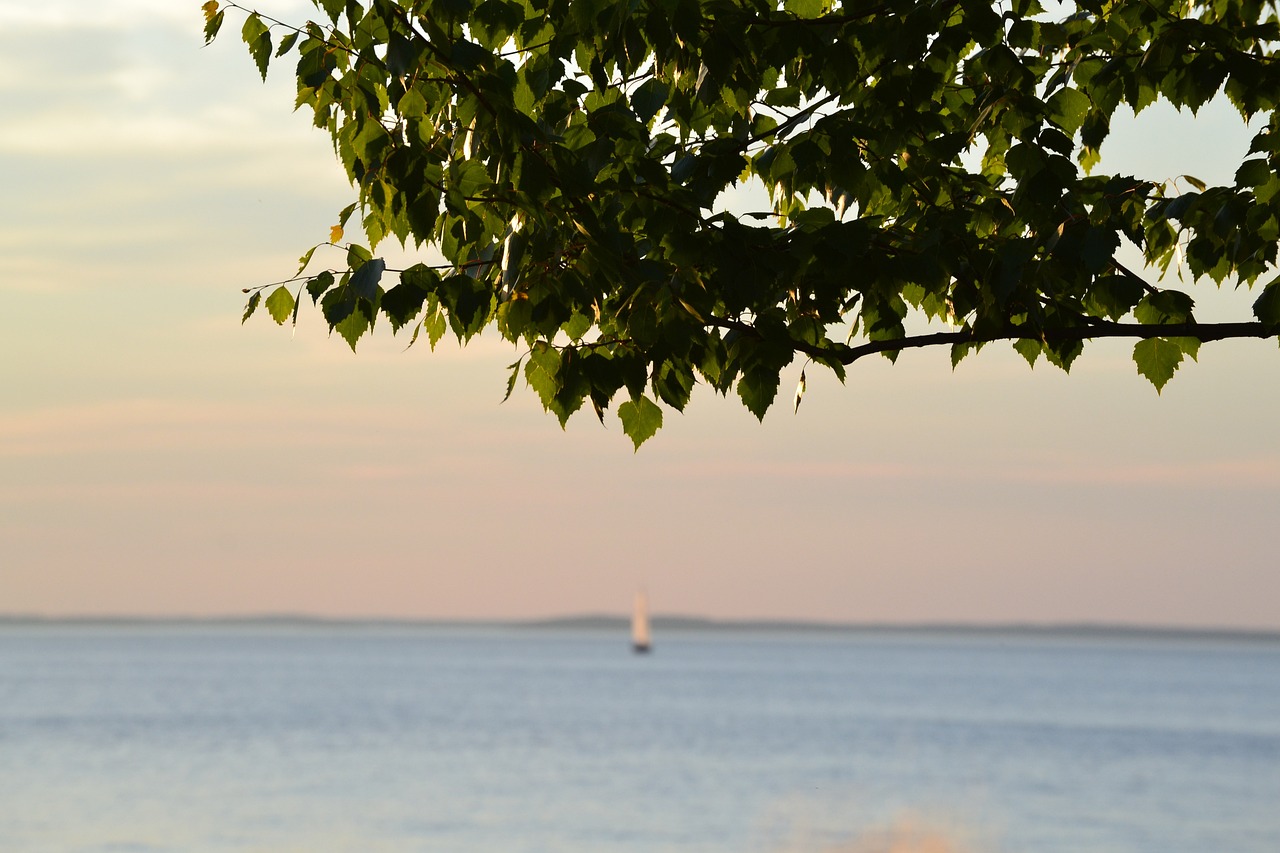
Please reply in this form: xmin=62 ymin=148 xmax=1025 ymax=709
xmin=3 ymin=2 xmax=1278 ymax=628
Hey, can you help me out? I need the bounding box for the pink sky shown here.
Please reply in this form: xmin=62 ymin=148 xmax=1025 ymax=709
xmin=1 ymin=3 xmax=1278 ymax=629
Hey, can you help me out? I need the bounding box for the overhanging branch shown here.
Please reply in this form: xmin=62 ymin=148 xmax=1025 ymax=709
xmin=708 ymin=316 xmax=1276 ymax=365
xmin=835 ymin=321 xmax=1274 ymax=364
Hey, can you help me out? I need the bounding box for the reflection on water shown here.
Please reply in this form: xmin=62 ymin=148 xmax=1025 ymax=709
xmin=826 ymin=822 xmax=974 ymax=853
xmin=778 ymin=816 xmax=981 ymax=853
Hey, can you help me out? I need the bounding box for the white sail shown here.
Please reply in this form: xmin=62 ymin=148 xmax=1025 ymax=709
xmin=631 ymin=590 xmax=651 ymax=653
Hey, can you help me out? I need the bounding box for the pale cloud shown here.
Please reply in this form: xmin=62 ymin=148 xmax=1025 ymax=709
xmin=0 ymin=6 xmax=325 ymax=157
xmin=0 ymin=107 xmax=323 ymax=156
xmin=333 ymin=463 xmax=418 ymax=482
xmin=0 ymin=398 xmax=423 ymax=457
xmin=0 ymin=218 xmax=210 ymax=253
xmin=1004 ymin=458 xmax=1280 ymax=488
xmin=0 ymin=479 xmax=308 ymax=504
xmin=0 ymin=6 xmax=361 ymax=306
xmin=0 ymin=388 xmax=540 ymax=462
xmin=0 ymin=0 xmax=316 ymax=29
xmin=658 ymin=456 xmax=1280 ymax=490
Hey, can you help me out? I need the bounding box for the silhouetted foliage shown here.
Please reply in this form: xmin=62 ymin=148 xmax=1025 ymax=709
xmin=211 ymin=0 xmax=1280 ymax=446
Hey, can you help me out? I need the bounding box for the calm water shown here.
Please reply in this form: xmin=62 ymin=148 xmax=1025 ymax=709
xmin=0 ymin=623 xmax=1277 ymax=852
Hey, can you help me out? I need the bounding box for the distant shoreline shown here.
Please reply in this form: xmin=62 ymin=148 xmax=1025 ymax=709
xmin=1 ymin=613 xmax=1277 ymax=643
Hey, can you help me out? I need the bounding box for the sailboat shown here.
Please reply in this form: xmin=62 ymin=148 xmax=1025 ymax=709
xmin=631 ymin=590 xmax=651 ymax=654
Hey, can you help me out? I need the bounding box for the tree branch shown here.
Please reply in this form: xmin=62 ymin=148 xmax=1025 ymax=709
xmin=835 ymin=321 xmax=1275 ymax=364
xmin=708 ymin=316 xmax=1276 ymax=366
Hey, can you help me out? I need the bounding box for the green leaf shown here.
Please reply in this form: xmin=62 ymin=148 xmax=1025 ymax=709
xmin=307 ymin=271 xmax=335 ymax=304
xmin=398 ymin=87 xmax=429 ymax=118
xmin=241 ymin=14 xmax=272 ymax=81
xmin=951 ymin=341 xmax=981 ymax=368
xmin=451 ymin=160 xmax=489 ymax=198
xmin=1135 ymin=291 xmax=1195 ymax=325
xmin=423 ymin=307 xmax=447 ymax=350
xmin=1236 ymin=159 xmax=1271 ymax=188
xmin=499 ymin=297 xmax=533 ymax=340
xmin=333 ymin=305 xmax=370 ymax=351
xmin=1046 ymin=88 xmax=1091 ymax=137
xmin=1044 ymin=339 xmax=1083 ymax=373
xmin=204 ymin=9 xmax=225 ymax=45
xmin=1253 ymin=279 xmax=1280 ymax=326
xmin=438 ymin=275 xmax=491 ymax=340
xmin=241 ymin=291 xmax=261 ymax=324
xmin=1133 ymin=337 xmax=1183 ymax=393
xmin=783 ymin=0 xmax=827 ymax=17
xmin=450 ymin=39 xmax=490 ymax=71
xmin=1013 ymin=338 xmax=1041 ymax=368
xmin=275 ymin=30 xmax=299 ymax=58
xmin=631 ymin=78 xmax=670 ymax=123
xmin=381 ymin=280 xmax=429 ymax=331
xmin=349 ymin=258 xmax=386 ymax=302
xmin=1081 ymin=227 xmax=1119 ymax=274
xmin=561 ymin=311 xmax=592 ymax=341
xmin=618 ymin=395 xmax=663 ymax=450
xmin=503 ymin=358 xmax=522 ymax=402
xmin=296 ymin=245 xmax=319 ymax=275
xmin=265 ymin=285 xmax=295 ymax=325
xmin=321 ymin=286 xmax=355 ymax=328
xmin=653 ymin=359 xmax=694 ymax=411
xmin=737 ymin=369 xmax=780 ymax=420
xmin=1085 ymin=276 xmax=1146 ymax=321
xmin=524 ymin=342 xmax=562 ymax=408
xmin=346 ymin=243 xmax=372 ymax=267
xmin=1080 ymin=109 xmax=1110 ymax=150
xmin=1169 ymin=336 xmax=1200 ymax=361
xmin=548 ymin=352 xmax=588 ymax=427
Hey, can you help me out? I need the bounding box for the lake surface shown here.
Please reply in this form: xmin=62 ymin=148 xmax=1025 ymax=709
xmin=1 ymin=622 xmax=1277 ymax=852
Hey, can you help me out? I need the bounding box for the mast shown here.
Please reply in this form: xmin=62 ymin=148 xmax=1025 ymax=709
xmin=631 ymin=590 xmax=651 ymax=653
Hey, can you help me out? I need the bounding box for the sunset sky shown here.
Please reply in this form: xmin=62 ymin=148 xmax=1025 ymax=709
xmin=3 ymin=1 xmax=1278 ymax=629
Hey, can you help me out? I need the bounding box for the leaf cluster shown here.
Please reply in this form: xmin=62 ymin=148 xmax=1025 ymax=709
xmin=213 ymin=0 xmax=1280 ymax=445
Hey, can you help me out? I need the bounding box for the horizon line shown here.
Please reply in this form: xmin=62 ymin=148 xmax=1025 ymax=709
xmin=1 ymin=612 xmax=1277 ymax=641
